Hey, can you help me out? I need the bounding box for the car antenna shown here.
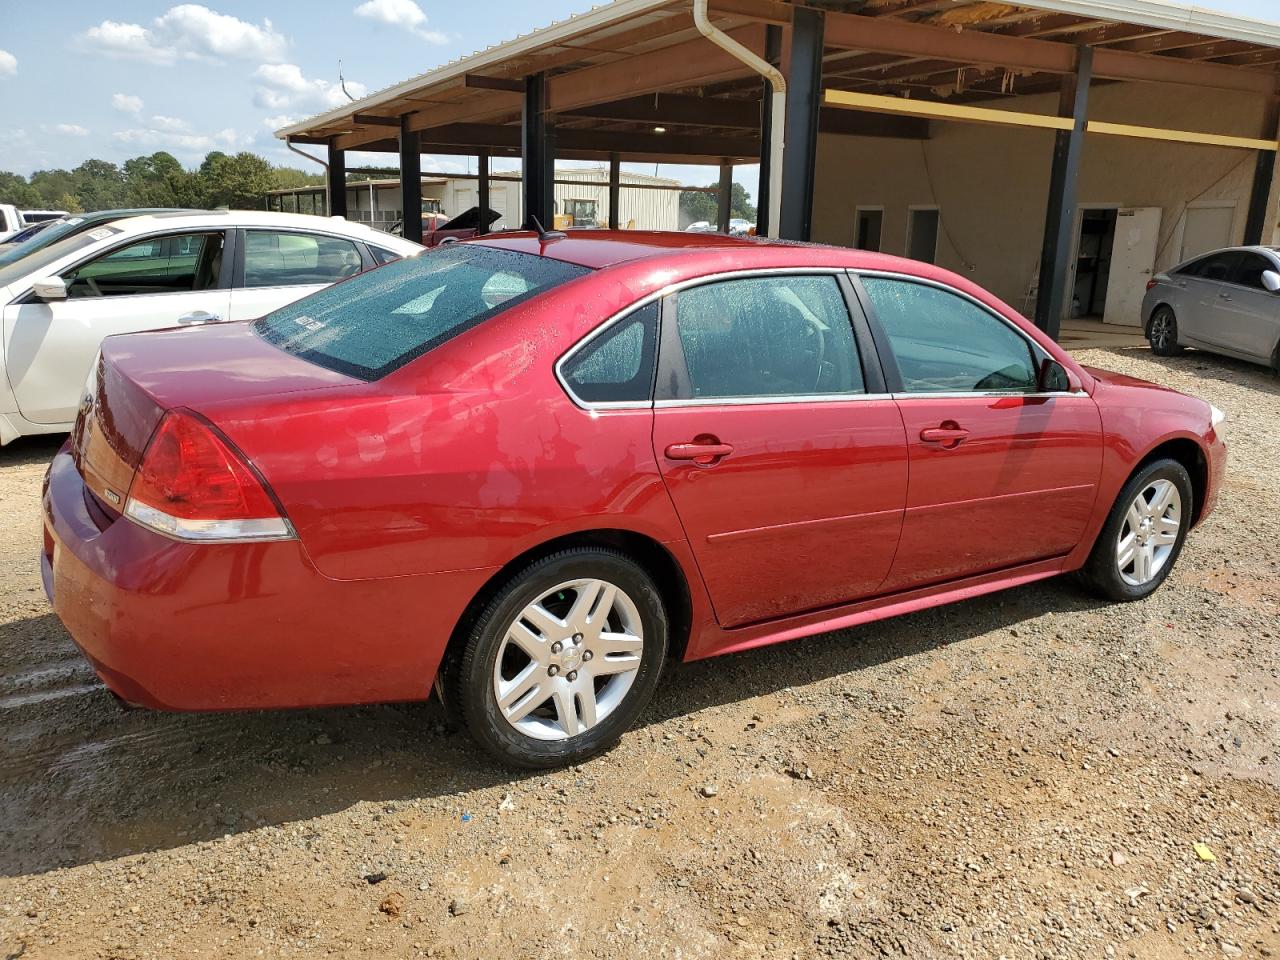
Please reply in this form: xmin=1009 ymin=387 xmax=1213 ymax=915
xmin=527 ymin=215 xmax=566 ymax=242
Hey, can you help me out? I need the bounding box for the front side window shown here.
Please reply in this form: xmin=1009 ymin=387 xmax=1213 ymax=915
xmin=256 ymin=243 xmax=589 ymax=381
xmin=1229 ymin=252 xmax=1275 ymax=290
xmin=62 ymin=232 xmax=222 ymax=298
xmin=861 ymin=277 xmax=1037 ymax=393
xmin=242 ymin=231 xmax=363 ymax=289
xmin=667 ymin=275 xmax=864 ymax=400
xmin=561 ymin=301 xmax=657 ymax=404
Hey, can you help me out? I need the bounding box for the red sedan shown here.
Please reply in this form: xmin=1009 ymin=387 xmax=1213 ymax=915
xmin=42 ymin=231 xmax=1226 ymax=767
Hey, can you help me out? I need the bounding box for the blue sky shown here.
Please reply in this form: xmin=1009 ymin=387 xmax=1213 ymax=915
xmin=1 ymin=0 xmax=1278 ymax=196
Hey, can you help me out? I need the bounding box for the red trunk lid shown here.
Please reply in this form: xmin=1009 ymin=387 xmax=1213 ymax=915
xmin=73 ymin=322 xmax=358 ymax=509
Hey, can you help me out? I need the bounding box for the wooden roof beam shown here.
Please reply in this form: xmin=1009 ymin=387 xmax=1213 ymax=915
xmin=821 ymin=9 xmax=1278 ymax=94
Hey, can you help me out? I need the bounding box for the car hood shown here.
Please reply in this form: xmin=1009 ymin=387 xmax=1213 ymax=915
xmin=1081 ymin=364 xmax=1179 ymax=394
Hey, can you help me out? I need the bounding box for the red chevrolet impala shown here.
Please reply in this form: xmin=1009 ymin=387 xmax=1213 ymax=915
xmin=41 ymin=231 xmax=1226 ymax=767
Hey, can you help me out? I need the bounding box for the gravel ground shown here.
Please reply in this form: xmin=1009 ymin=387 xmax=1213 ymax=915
xmin=0 ymin=344 xmax=1277 ymax=960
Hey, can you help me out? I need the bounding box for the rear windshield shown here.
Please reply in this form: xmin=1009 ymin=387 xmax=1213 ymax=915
xmin=255 ymin=244 xmax=589 ymax=380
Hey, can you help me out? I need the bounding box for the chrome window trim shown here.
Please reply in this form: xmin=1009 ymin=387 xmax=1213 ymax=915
xmin=655 ymin=392 xmax=893 ymax=408
xmin=852 ymin=268 xmax=1078 ymax=398
xmin=889 ymin=391 xmax=1083 ymax=401
xmin=554 ymin=266 xmax=861 ymax=412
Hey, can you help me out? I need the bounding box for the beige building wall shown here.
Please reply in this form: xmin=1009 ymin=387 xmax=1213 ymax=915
xmin=812 ymin=81 xmax=1272 ymax=317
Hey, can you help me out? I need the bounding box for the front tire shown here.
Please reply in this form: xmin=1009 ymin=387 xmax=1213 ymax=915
xmin=1080 ymin=458 xmax=1193 ymax=602
xmin=449 ymin=547 xmax=668 ymax=768
xmin=1147 ymin=306 xmax=1183 ymax=356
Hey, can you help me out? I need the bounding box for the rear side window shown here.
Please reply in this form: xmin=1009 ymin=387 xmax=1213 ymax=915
xmin=256 ymin=244 xmax=589 ymax=380
xmin=369 ymin=246 xmax=403 ymax=266
xmin=861 ymin=277 xmax=1036 ymax=393
xmin=667 ymin=274 xmax=864 ymax=400
xmin=1178 ymin=253 xmax=1235 ymax=281
xmin=243 ymin=231 xmax=363 ymax=288
xmin=561 ymin=301 xmax=657 ymax=404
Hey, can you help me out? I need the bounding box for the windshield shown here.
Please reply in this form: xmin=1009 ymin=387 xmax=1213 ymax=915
xmin=255 ymin=243 xmax=590 ymax=380
xmin=0 ymin=225 xmax=122 ymax=288
xmin=0 ymin=216 xmax=91 ymax=268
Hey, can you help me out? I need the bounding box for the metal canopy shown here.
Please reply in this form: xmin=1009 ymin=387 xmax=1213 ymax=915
xmin=277 ymin=0 xmax=1280 ymax=162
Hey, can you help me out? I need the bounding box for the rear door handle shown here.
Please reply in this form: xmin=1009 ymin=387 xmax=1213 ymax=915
xmin=1219 ymin=292 xmax=1233 ymax=301
xmin=178 ymin=310 xmax=221 ymax=325
xmin=665 ymin=440 xmax=734 ymax=462
xmin=920 ymin=425 xmax=970 ymax=448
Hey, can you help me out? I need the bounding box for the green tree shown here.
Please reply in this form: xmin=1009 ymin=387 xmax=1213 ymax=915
xmin=72 ymin=159 xmax=129 ymax=211
xmin=197 ymin=151 xmax=276 ymax=209
xmin=0 ymin=171 xmax=42 ymax=208
xmin=679 ymin=181 xmax=756 ymax=227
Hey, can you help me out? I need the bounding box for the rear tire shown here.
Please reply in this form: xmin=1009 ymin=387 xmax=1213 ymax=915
xmin=448 ymin=547 xmax=668 ymax=769
xmin=1147 ymin=306 xmax=1182 ymax=356
xmin=1079 ymin=458 xmax=1193 ymax=602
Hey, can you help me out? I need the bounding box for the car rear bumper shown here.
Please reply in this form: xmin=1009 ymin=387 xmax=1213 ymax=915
xmin=41 ymin=444 xmax=495 ymax=711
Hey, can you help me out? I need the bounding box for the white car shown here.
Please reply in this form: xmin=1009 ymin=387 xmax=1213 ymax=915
xmin=0 ymin=205 xmax=24 ymax=243
xmin=0 ymin=210 xmax=422 ymax=445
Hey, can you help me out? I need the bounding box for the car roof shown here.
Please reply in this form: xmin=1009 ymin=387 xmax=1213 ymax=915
xmin=473 ymin=229 xmax=807 ymax=269
xmin=472 ymin=228 xmax=948 ymax=276
xmin=100 ymin=209 xmax=419 ymax=247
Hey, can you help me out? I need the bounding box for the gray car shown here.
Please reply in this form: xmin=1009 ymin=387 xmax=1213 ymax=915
xmin=1141 ymin=245 xmax=1280 ymax=371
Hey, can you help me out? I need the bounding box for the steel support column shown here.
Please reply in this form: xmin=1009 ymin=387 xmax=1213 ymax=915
xmin=399 ymin=118 xmax=422 ymax=244
xmin=477 ymin=149 xmax=491 ymax=235
xmin=523 ymin=72 xmax=554 ymax=229
xmin=1244 ymin=99 xmax=1280 ymax=245
xmin=326 ymin=141 xmax=347 ymax=219
xmin=608 ymin=153 xmax=621 ymax=230
xmin=779 ymin=8 xmax=823 ymax=241
xmin=717 ymin=161 xmax=733 ymax=233
xmin=1034 ymin=46 xmax=1093 ymax=340
xmin=756 ymin=24 xmax=783 ymax=238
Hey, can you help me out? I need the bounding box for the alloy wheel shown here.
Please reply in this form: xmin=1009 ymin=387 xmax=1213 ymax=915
xmin=1150 ymin=311 xmax=1173 ymax=351
xmin=1116 ymin=479 xmax=1182 ymax=586
xmin=492 ymin=578 xmax=644 ymax=741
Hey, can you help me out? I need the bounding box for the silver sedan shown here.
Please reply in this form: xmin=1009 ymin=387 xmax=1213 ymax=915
xmin=1141 ymin=245 xmax=1280 ymax=371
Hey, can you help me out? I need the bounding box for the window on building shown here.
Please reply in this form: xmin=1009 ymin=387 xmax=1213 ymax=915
xmin=907 ymin=208 xmax=940 ymax=264
xmin=566 ymin=199 xmax=598 ymax=227
xmin=855 ymin=208 xmax=883 ymax=252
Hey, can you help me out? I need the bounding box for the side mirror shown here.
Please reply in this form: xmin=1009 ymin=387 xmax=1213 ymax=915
xmin=1037 ymin=357 xmax=1071 ymax=393
xmin=31 ymin=276 xmax=67 ymax=301
xmin=1262 ymin=269 xmax=1280 ymax=293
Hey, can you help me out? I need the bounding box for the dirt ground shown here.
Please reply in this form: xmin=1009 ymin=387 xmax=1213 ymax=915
xmin=0 ymin=344 xmax=1277 ymax=960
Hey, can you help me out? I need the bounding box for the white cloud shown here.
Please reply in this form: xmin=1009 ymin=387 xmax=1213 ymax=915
xmin=111 ymin=93 xmax=144 ymax=114
xmin=262 ymin=114 xmax=297 ymax=130
xmin=113 ymin=124 xmax=247 ymax=155
xmin=49 ymin=124 xmax=90 ymax=137
xmin=354 ymin=0 xmax=447 ymax=44
xmin=0 ymin=50 xmax=16 ymax=76
xmin=81 ymin=5 xmax=287 ymax=65
xmin=254 ymin=63 xmax=365 ymax=113
xmin=151 ymin=115 xmax=192 ymax=132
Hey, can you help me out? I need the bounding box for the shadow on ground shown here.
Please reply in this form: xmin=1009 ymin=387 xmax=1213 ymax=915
xmin=0 ymin=575 xmax=1105 ymax=878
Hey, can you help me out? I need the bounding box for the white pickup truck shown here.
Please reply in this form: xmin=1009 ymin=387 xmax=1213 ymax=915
xmin=0 ymin=205 xmax=24 ymax=243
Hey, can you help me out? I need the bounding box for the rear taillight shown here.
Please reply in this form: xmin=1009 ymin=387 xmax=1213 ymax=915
xmin=124 ymin=410 xmax=293 ymax=542
xmin=1145 ymin=279 xmax=1159 ymax=291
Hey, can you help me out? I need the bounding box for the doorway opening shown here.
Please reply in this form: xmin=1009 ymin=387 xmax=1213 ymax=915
xmin=1072 ymin=207 xmax=1117 ymax=319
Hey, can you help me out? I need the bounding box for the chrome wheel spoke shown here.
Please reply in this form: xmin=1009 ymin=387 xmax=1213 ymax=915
xmin=521 ymin=602 xmax=565 ymax=640
xmin=1150 ymin=480 xmax=1176 ymax=518
xmin=574 ymin=682 xmax=599 ymax=730
xmin=506 ymin=620 xmax=548 ymax=661
xmin=1117 ymin=534 xmax=1138 ymax=570
xmin=498 ymin=663 xmax=546 ymax=723
xmin=1133 ymin=544 xmax=1154 ymax=583
xmin=552 ymin=686 xmax=580 ymax=736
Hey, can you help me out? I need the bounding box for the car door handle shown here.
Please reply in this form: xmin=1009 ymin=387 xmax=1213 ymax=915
xmin=178 ymin=310 xmax=221 ymax=324
xmin=920 ymin=425 xmax=969 ymax=448
xmin=665 ymin=439 xmax=734 ymax=462
xmin=1218 ymin=292 xmax=1232 ymax=301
